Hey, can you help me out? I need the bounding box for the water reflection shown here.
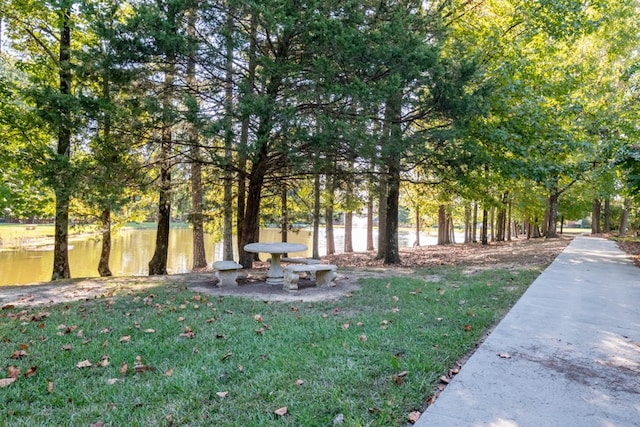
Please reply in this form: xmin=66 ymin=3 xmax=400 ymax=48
xmin=0 ymin=226 xmax=440 ymax=286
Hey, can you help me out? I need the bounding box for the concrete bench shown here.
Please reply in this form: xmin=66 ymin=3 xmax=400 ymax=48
xmin=283 ymin=264 xmax=337 ymax=291
xmin=281 ymin=257 xmax=321 ymax=265
xmin=281 ymin=257 xmax=321 ymax=279
xmin=213 ymin=261 xmax=243 ymax=287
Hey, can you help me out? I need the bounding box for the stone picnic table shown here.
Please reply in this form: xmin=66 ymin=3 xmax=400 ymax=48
xmin=243 ymin=242 xmax=307 ymax=286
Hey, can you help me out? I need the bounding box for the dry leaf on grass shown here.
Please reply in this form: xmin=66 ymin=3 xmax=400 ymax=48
xmin=179 ymin=326 xmax=196 ymax=338
xmin=8 ymin=366 xmax=20 ymax=378
xmin=10 ymin=350 xmax=27 ymax=359
xmin=216 ymin=391 xmax=229 ymax=398
xmin=0 ymin=378 xmax=16 ymax=388
xmin=25 ymin=366 xmax=37 ymax=378
xmin=408 ymin=411 xmax=421 ymax=424
xmin=274 ymin=406 xmax=288 ymax=417
xmin=76 ymin=359 xmax=93 ymax=369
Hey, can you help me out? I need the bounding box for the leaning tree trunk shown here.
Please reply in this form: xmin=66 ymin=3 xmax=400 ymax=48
xmin=52 ymin=7 xmax=72 ymax=280
xmin=98 ymin=208 xmax=113 ymax=277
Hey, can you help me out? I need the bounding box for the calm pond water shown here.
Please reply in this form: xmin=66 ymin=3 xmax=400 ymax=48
xmin=0 ymin=225 xmax=438 ymax=287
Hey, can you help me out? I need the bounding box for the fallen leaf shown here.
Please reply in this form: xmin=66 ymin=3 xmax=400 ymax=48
xmin=106 ymin=378 xmax=120 ymax=385
xmin=274 ymin=406 xmax=288 ymax=417
xmin=144 ymin=329 xmax=155 ymax=333
xmin=90 ymin=421 xmax=104 ymax=427
xmin=10 ymin=350 xmax=27 ymax=359
xmin=359 ymin=334 xmax=367 ymax=342
xmin=333 ymin=413 xmax=344 ymax=425
xmin=439 ymin=375 xmax=450 ymax=384
xmin=97 ymin=355 xmax=110 ymax=367
xmin=295 ymin=379 xmax=304 ymax=386
xmin=62 ymin=344 xmax=73 ymax=351
xmin=391 ymin=307 xmax=400 ymax=313
xmin=8 ymin=366 xmax=20 ymax=378
xmin=216 ymin=391 xmax=229 ymax=398
xmin=164 ymin=368 xmax=174 ymax=377
xmin=0 ymin=378 xmax=16 ymax=387
xmin=498 ymin=352 xmax=511 ymax=359
xmin=392 ymin=295 xmax=399 ymax=302
xmin=463 ymin=324 xmax=473 ymax=331
xmin=119 ymin=335 xmax=131 ymax=343
xmin=179 ymin=326 xmax=196 ymax=338
xmin=342 ymin=323 xmax=350 ymax=330
xmin=408 ymin=411 xmax=421 ymax=423
xmin=119 ymin=363 xmax=128 ymax=376
xmin=48 ymin=381 xmax=54 ymax=393
xmin=255 ymin=327 xmax=266 ymax=335
xmin=220 ymin=352 xmax=233 ymax=361
xmin=254 ymin=314 xmax=263 ymax=322
xmin=19 ymin=343 xmax=28 ymax=350
xmin=76 ymin=360 xmax=93 ymax=369
xmin=25 ymin=366 xmax=37 ymax=378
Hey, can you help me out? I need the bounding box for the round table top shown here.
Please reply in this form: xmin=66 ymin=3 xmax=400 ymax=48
xmin=243 ymin=242 xmax=307 ymax=254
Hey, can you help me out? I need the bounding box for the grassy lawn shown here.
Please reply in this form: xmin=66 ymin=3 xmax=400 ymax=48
xmin=1 ymin=266 xmax=541 ymax=426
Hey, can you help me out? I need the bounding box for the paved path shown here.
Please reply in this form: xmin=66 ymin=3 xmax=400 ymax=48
xmin=415 ymin=236 xmax=640 ymax=427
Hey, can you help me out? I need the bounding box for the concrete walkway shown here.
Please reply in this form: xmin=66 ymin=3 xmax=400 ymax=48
xmin=415 ymin=236 xmax=640 ymax=427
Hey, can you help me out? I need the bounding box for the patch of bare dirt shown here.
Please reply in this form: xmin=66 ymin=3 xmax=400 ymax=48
xmin=0 ymin=236 xmax=575 ymax=308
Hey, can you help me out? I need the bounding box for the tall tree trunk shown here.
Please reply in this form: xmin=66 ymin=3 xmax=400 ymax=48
xmin=376 ymin=169 xmax=388 ymax=259
xmin=325 ymin=176 xmax=336 ymax=255
xmin=98 ymin=208 xmax=112 ymax=277
xmin=383 ymin=91 xmax=402 ymax=265
xmin=52 ymin=7 xmax=72 ymax=280
xmin=222 ymin=7 xmax=234 ymax=260
xmin=507 ymin=198 xmax=512 ymax=241
xmin=437 ymin=204 xmax=447 ymax=245
xmin=238 ymin=69 xmax=279 ymax=268
xmin=591 ymin=198 xmax=601 ymax=234
xmin=312 ymin=171 xmax=321 ymax=258
xmin=546 ymin=189 xmax=560 ymax=238
xmin=472 ymin=202 xmax=478 ymax=243
xmin=481 ymin=207 xmax=488 ymax=245
xmin=415 ymin=204 xmax=421 ymax=247
xmin=367 ymin=195 xmax=375 ymax=251
xmin=187 ymin=7 xmax=206 ymax=269
xmin=604 ymin=198 xmax=611 ymax=233
xmin=236 ymin=14 xmax=257 ymax=256
xmin=281 ymin=186 xmax=288 ymax=243
xmin=239 ymin=147 xmax=267 ymax=269
xmin=619 ymin=198 xmax=630 ymax=237
xmin=344 ymin=211 xmax=353 ymax=252
xmin=149 ymin=53 xmax=175 ymax=276
xmin=464 ymin=204 xmax=471 ymax=243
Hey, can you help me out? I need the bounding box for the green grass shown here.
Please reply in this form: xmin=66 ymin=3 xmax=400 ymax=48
xmin=0 ymin=266 xmax=541 ymax=426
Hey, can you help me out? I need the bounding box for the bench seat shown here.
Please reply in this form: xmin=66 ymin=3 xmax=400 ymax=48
xmin=281 ymin=257 xmax=321 ymax=265
xmin=283 ymin=264 xmax=337 ymax=291
xmin=213 ymin=261 xmax=243 ymax=287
